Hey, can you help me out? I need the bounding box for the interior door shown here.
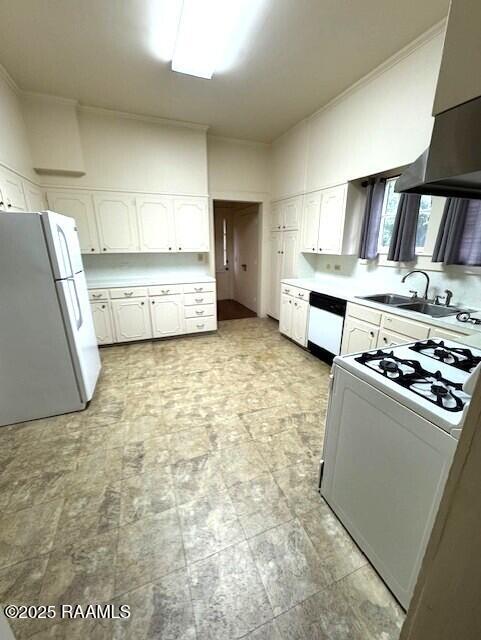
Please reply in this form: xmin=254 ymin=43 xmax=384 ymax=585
xmin=318 ymin=185 xmax=346 ymax=254
xmin=94 ymin=193 xmax=139 ymax=253
xmin=47 ymin=191 xmax=99 ymax=254
xmin=301 ymin=192 xmax=321 ymax=252
xmin=233 ymin=209 xmax=258 ymax=312
xmin=269 ymin=231 xmax=283 ymax=318
xmin=136 ymin=195 xmax=175 ymax=252
xmin=214 ymin=208 xmax=232 ymax=300
xmin=174 ymin=197 xmax=209 ymax=251
xmin=56 ymin=271 xmax=101 ymax=402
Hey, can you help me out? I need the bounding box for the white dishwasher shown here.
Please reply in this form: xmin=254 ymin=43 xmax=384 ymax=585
xmin=308 ymin=291 xmax=347 ymax=363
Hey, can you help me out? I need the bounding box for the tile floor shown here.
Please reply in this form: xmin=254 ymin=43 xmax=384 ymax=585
xmin=0 ymin=318 xmax=404 ymax=639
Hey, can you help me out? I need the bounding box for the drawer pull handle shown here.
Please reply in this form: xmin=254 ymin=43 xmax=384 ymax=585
xmin=195 ymin=298 xmax=204 ymax=303
xmin=92 ymin=294 xmax=102 ymax=298
xmin=195 ymin=310 xmax=205 ymax=315
xmin=196 ymin=323 xmax=205 ymax=329
xmin=194 ymin=287 xmax=203 ymax=292
xmin=161 ymin=289 xmax=170 ymax=294
xmin=124 ymin=292 xmax=133 ymax=297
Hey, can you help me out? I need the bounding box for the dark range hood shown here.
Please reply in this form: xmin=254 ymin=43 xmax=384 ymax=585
xmin=396 ymin=95 xmax=481 ymax=199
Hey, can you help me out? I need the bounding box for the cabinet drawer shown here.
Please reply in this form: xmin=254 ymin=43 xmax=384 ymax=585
xmin=184 ymin=292 xmax=216 ymax=306
xmin=429 ymin=327 xmax=469 ymax=341
xmin=280 ymin=284 xmax=308 ymax=299
xmin=382 ymin=313 xmax=430 ymax=340
xmin=184 ymin=304 xmax=215 ymax=319
xmin=89 ymin=289 xmax=109 ymax=301
xmin=110 ymin=287 xmax=148 ymax=299
xmin=377 ymin=329 xmax=413 ymax=349
xmin=148 ymin=284 xmax=183 ymax=296
xmin=183 ymin=282 xmax=215 ymax=294
xmin=185 ymin=316 xmax=217 ymax=333
xmin=346 ymin=302 xmax=382 ymax=326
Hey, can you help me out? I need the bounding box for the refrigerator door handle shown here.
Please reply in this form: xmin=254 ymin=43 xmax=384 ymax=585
xmin=56 ymin=224 xmax=75 ymax=279
xmin=67 ymin=277 xmax=83 ymax=330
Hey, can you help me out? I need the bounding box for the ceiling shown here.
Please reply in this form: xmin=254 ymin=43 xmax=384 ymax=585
xmin=0 ymin=0 xmax=449 ymax=142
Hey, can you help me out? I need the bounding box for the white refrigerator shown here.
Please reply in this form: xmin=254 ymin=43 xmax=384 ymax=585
xmin=0 ymin=210 xmax=101 ymax=426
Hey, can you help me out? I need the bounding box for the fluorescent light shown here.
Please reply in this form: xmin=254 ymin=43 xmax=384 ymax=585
xmin=148 ymin=0 xmax=183 ymax=62
xmin=171 ymin=0 xmax=266 ymax=79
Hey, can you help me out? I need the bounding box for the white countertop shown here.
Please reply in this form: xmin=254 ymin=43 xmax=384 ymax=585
xmin=87 ymin=274 xmax=216 ymax=289
xmin=281 ymin=277 xmax=481 ymax=337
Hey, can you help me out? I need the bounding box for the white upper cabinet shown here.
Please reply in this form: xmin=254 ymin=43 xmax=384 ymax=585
xmin=94 ymin=193 xmax=139 ymax=253
xmin=270 ymin=201 xmax=283 ymax=231
xmin=24 ymin=182 xmax=46 ymax=212
xmin=271 ymin=196 xmax=302 ymax=232
xmin=317 ymin=184 xmax=347 ymax=254
xmin=0 ymin=171 xmax=26 ymax=212
xmin=47 ymin=190 xmax=100 ymax=254
xmin=150 ymin=295 xmax=184 ymax=337
xmin=301 ymin=182 xmax=363 ymax=255
xmin=173 ymin=197 xmax=209 ymax=252
xmin=281 ymin=230 xmax=298 ymax=279
xmin=301 ymin=192 xmax=321 ymax=253
xmin=136 ymin=195 xmax=175 ymax=252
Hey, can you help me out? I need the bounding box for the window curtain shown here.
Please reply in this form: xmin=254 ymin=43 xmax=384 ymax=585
xmin=432 ymin=197 xmax=481 ymax=265
xmin=387 ymin=193 xmax=421 ymax=262
xmin=358 ymin=178 xmax=385 ymax=259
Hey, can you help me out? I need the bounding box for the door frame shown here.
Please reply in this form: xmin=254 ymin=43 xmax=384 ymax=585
xmin=210 ymin=191 xmax=268 ymax=317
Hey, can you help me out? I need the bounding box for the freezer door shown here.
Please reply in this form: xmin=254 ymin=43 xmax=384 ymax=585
xmin=56 ymin=271 xmax=101 ymax=402
xmin=42 ymin=210 xmax=84 ymax=278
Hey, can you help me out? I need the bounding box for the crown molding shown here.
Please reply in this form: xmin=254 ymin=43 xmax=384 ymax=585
xmin=207 ymin=134 xmax=270 ymax=148
xmin=78 ymin=104 xmax=209 ymax=132
xmin=22 ymin=91 xmax=79 ymax=106
xmin=307 ymin=19 xmax=447 ymax=123
xmin=0 ymin=62 xmax=20 ymax=94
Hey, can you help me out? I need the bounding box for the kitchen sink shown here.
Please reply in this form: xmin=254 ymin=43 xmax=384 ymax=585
xmin=359 ymin=293 xmax=412 ymax=305
xmin=397 ymin=302 xmax=462 ymax=317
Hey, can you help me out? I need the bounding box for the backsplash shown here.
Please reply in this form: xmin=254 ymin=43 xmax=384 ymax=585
xmin=84 ymin=253 xmax=210 ymax=284
xmin=301 ymin=254 xmax=481 ymax=309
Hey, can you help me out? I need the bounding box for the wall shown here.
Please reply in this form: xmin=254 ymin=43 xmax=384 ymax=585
xmin=0 ymin=68 xmax=35 ymax=180
xmin=271 ymin=26 xmax=445 ymax=199
xmin=39 ymin=107 xmax=209 ymax=195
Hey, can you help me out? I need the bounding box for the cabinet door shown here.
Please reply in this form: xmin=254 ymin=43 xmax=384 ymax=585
xmin=112 ymin=298 xmax=152 ymax=342
xmin=301 ymin=192 xmax=321 ymax=253
xmin=91 ymin=302 xmax=115 ymax=345
xmin=94 ymin=193 xmax=139 ymax=253
xmin=24 ymin=182 xmax=46 ymax=211
xmin=279 ymin=293 xmax=293 ymax=337
xmin=270 ymin=201 xmax=283 ymax=231
xmin=377 ymin=329 xmax=410 ymax=349
xmin=150 ymin=296 xmax=184 ymax=338
xmin=341 ymin=317 xmax=378 ymax=355
xmin=136 ymin=195 xmax=175 ymax=252
xmin=291 ymin=298 xmax=309 ymax=346
xmin=283 ymin=196 xmax=302 ymax=230
xmin=269 ymin=232 xmax=283 ymax=319
xmin=318 ymin=184 xmax=347 ymax=254
xmin=281 ymin=230 xmax=298 ymax=280
xmin=173 ymin=197 xmax=209 ymax=252
xmin=0 ymin=171 xmax=26 ymax=211
xmin=47 ymin=190 xmax=100 ymax=254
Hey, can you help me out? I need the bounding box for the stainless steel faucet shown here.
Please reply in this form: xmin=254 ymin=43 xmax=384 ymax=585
xmin=434 ymin=289 xmax=454 ymax=306
xmin=401 ymin=270 xmax=430 ymax=300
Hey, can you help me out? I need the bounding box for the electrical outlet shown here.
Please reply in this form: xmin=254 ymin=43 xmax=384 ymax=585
xmin=326 ymin=263 xmax=331 ymax=270
xmin=197 ymin=253 xmax=204 ymax=262
xmin=334 ymin=264 xmax=341 ymax=271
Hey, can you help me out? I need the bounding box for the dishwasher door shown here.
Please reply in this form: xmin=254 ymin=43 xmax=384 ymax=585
xmin=308 ymin=291 xmax=346 ymax=359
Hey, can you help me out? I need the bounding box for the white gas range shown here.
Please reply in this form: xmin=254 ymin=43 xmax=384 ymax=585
xmin=320 ymin=338 xmax=480 ymax=610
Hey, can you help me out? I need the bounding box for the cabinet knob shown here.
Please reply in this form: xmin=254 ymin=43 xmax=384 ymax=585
xmin=0 ymin=201 xmax=4 ymax=206
xmin=103 ymin=248 xmax=107 ymax=252
xmin=370 ymin=331 xmax=375 ymax=338
xmin=318 ymin=247 xmax=322 ymax=252
xmin=7 ymin=203 xmax=11 ymax=208
xmin=383 ymin=337 xmax=388 ymax=343
xmin=152 ymin=300 xmax=155 ymax=304
xmin=282 ymin=225 xmax=286 ymax=229
xmin=101 ymin=304 xmax=106 ymax=309
xmin=141 ymin=301 xmax=145 ymax=305
xmin=169 ymin=247 xmax=172 ymax=250
xmin=312 ymin=247 xmax=315 ymax=251
xmin=91 ymin=248 xmax=95 ymax=252
xmin=178 ymin=247 xmax=182 ymax=251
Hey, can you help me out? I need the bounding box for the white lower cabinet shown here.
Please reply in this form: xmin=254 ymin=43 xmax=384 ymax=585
xmin=91 ymin=302 xmax=115 ymax=345
xmin=150 ymin=295 xmax=184 ymax=338
xmin=279 ymin=290 xmax=309 ymax=347
xmin=112 ymin=297 xmax=152 ymax=342
xmin=341 ymin=316 xmax=379 ymax=355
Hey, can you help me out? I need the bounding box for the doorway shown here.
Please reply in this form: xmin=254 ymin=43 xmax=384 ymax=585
xmin=213 ymin=200 xmax=260 ymax=321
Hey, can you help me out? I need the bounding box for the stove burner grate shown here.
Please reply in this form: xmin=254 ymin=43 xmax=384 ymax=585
xmin=410 ymin=339 xmax=481 ymax=373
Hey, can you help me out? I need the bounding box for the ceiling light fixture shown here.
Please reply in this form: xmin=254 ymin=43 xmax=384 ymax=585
xmin=170 ymin=0 xmax=266 ymax=79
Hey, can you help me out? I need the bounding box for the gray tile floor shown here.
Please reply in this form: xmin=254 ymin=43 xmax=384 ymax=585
xmin=0 ymin=318 xmax=404 ymax=639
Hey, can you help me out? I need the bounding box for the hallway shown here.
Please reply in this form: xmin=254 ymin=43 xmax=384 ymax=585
xmin=217 ymin=299 xmax=257 ymax=321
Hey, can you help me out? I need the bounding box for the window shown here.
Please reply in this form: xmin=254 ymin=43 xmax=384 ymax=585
xmin=377 ymin=177 xmax=432 ymax=254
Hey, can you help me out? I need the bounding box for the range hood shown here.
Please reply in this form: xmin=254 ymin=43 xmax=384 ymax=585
xmin=396 ymin=95 xmax=481 ymax=199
